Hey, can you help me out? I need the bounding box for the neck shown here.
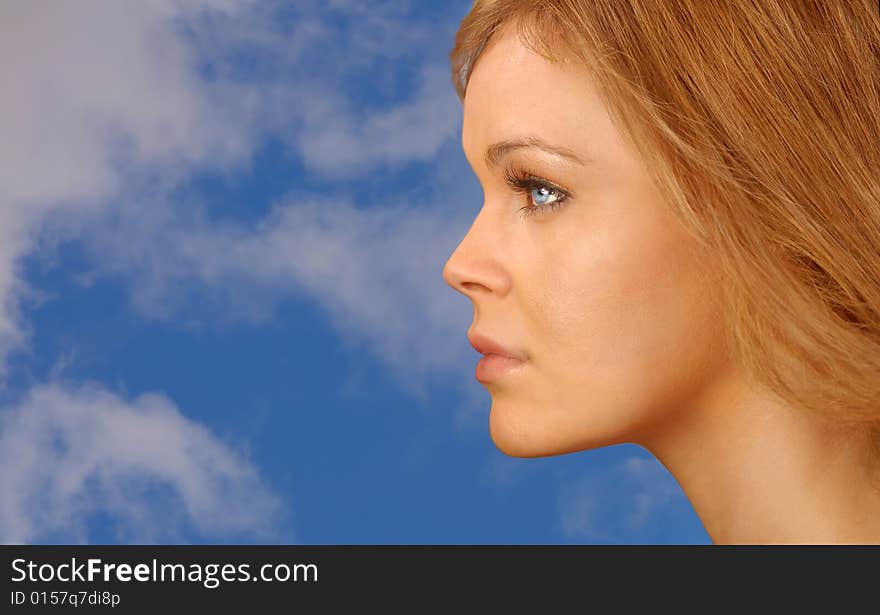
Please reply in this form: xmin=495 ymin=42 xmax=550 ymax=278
xmin=636 ymin=366 xmax=880 ymax=544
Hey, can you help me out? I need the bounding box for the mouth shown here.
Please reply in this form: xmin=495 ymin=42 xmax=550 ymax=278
xmin=474 ymin=353 xmax=526 ymax=383
xmin=467 ymin=330 xmax=528 ymax=383
xmin=466 ymin=330 xmax=527 ymax=361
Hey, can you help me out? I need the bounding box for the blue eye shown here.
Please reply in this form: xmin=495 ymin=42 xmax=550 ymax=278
xmin=503 ymin=165 xmax=571 ymax=219
xmin=531 ymin=185 xmax=563 ymax=206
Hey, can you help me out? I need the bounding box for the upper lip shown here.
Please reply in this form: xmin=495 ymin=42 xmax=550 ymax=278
xmin=467 ymin=330 xmax=526 ymax=360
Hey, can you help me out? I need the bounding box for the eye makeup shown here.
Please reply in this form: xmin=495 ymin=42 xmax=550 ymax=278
xmin=502 ymin=163 xmax=572 ymax=219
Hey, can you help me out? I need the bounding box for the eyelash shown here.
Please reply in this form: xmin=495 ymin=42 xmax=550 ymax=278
xmin=503 ymin=164 xmax=571 ymax=219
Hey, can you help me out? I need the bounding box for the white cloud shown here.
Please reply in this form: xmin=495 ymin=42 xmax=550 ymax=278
xmin=7 ymin=0 xmax=474 ymax=397
xmin=0 ymin=0 xmax=475 ymax=544
xmin=0 ymin=0 xmax=263 ymax=378
xmin=4 ymin=0 xmax=470 ymax=388
xmin=0 ymin=0 xmax=466 ymax=375
xmin=294 ymin=62 xmax=461 ymax=177
xmin=0 ymin=381 xmax=282 ymax=544
xmin=65 ymin=190 xmax=473 ymax=396
xmin=0 ymin=0 xmax=255 ymax=210
xmin=558 ymin=452 xmax=685 ymax=543
xmin=0 ymin=0 xmax=276 ymax=543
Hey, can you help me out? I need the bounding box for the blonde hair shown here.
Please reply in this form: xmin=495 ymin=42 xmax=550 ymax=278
xmin=450 ymin=1 xmax=880 ymax=456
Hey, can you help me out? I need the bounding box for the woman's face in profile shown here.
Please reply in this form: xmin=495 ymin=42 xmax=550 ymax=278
xmin=443 ymin=23 xmax=730 ymax=457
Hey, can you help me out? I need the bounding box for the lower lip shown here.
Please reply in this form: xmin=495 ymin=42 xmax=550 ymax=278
xmin=475 ymin=354 xmax=526 ymax=382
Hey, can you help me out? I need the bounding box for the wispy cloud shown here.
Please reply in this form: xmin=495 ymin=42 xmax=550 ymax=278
xmin=558 ymin=453 xmax=685 ymax=543
xmin=0 ymin=0 xmax=255 ymax=209
xmin=0 ymin=0 xmax=261 ymax=378
xmin=0 ymin=381 xmax=282 ymax=544
xmin=0 ymin=0 xmax=474 ymax=543
xmin=69 ymin=191 xmax=473 ymax=396
xmin=1 ymin=0 xmax=472 ymax=385
xmin=0 ymin=0 xmax=278 ymax=543
xmin=30 ymin=0 xmax=474 ymax=395
xmin=294 ymin=62 xmax=461 ymax=177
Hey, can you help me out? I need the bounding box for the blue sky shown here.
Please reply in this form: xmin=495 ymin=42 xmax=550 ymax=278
xmin=0 ymin=0 xmax=709 ymax=544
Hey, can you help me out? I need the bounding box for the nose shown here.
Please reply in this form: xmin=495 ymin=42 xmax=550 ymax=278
xmin=442 ymin=205 xmax=511 ymax=299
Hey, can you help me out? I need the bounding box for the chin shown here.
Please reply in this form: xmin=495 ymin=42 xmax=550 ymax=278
xmin=487 ymin=398 xmax=628 ymax=458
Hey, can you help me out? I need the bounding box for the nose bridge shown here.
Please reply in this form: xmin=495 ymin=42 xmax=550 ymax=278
xmin=442 ymin=203 xmax=510 ymax=296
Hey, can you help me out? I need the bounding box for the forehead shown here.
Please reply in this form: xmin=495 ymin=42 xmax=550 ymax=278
xmin=461 ymin=25 xmax=607 ymax=166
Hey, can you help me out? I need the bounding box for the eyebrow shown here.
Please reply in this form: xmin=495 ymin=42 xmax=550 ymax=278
xmin=484 ymin=136 xmax=590 ymax=169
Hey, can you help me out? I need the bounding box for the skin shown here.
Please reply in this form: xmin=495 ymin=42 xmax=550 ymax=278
xmin=442 ymin=22 xmax=880 ymax=543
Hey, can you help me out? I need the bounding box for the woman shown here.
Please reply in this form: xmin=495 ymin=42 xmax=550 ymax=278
xmin=442 ymin=0 xmax=880 ymax=543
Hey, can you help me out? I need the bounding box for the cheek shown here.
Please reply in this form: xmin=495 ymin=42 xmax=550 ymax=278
xmin=527 ymin=208 xmax=717 ymax=424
